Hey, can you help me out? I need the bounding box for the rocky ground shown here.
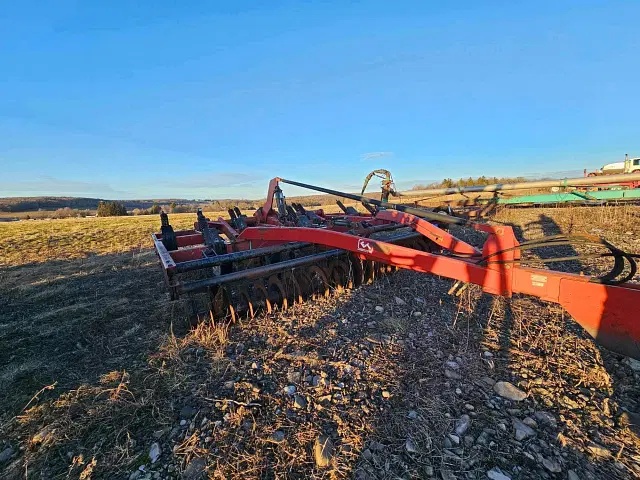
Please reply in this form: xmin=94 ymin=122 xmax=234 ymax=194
xmin=1 ymin=206 xmax=639 ymax=479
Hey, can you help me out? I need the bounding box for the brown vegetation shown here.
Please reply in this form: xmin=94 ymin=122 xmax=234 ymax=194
xmin=0 ymin=205 xmax=639 ymax=479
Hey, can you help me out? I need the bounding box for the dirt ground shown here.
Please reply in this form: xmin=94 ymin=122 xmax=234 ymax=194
xmin=1 ymin=205 xmax=639 ymax=479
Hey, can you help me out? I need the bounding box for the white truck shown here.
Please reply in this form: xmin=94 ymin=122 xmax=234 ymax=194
xmin=587 ymin=154 xmax=640 ymax=176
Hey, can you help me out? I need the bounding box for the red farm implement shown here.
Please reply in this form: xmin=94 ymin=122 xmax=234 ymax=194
xmin=153 ymin=177 xmax=640 ymax=360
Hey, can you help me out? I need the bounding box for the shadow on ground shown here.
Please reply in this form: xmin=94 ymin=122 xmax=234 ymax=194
xmin=1 ymin=215 xmax=639 ymax=479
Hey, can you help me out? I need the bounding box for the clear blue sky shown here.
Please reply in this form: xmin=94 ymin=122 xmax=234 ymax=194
xmin=1 ymin=1 xmax=638 ymax=199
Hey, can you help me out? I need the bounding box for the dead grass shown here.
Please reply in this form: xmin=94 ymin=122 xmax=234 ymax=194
xmin=1 ymin=205 xmax=639 ymax=479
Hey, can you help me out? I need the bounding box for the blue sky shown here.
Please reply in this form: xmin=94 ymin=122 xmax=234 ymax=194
xmin=1 ymin=1 xmax=638 ymax=199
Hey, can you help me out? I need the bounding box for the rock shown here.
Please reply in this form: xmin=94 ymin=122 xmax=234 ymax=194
xmin=512 ymin=418 xmax=536 ymax=441
xmin=313 ymin=435 xmax=334 ymax=468
xmin=541 ymin=456 xmax=562 ymax=473
xmin=394 ymin=296 xmax=406 ymax=306
xmin=533 ymin=411 xmax=557 ymax=428
xmin=381 ymin=390 xmax=391 ymax=399
xmin=268 ymin=431 xmax=285 ymax=443
xmin=444 ymin=369 xmax=462 ymax=380
xmin=448 ymin=434 xmax=460 ymax=445
xmin=407 ymin=410 xmax=418 ymax=419
xmin=129 ymin=471 xmax=141 ymax=480
xmin=445 ymin=361 xmax=460 ymax=370
xmin=405 ymin=437 xmax=417 ymax=453
xmin=223 ymin=381 xmax=235 ymax=389
xmin=624 ymin=357 xmax=640 ymax=372
xmin=182 ymin=457 xmax=207 ymax=480
xmin=587 ymin=442 xmax=612 ymax=459
xmin=522 ymin=417 xmax=537 ymax=428
xmin=283 ymin=385 xmax=296 ymax=395
xmin=149 ymin=442 xmax=161 ymax=464
xmin=369 ymin=440 xmax=384 ymax=452
xmin=475 ymin=430 xmax=491 ymax=446
xmin=287 ymin=371 xmax=302 ymax=383
xmin=0 ymin=447 xmax=14 ymax=463
xmin=455 ymin=414 xmax=471 ymax=436
xmin=180 ymin=419 xmax=187 ymax=426
xmin=493 ymin=382 xmax=527 ymax=401
xmin=293 ymin=395 xmax=307 ymax=409
xmin=375 ymin=306 xmax=384 ymax=313
xmin=180 ymin=405 xmax=197 ymax=419
xmin=567 ymin=470 xmax=580 ymax=480
xmin=413 ymin=311 xmax=422 ymax=317
xmin=440 ymin=470 xmax=456 ymax=480
xmin=487 ymin=467 xmax=511 ymax=480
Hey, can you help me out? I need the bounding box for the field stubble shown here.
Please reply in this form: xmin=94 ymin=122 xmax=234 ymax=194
xmin=0 ymin=205 xmax=639 ymax=479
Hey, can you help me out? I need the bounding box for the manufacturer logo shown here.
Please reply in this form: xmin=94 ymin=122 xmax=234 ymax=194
xmin=357 ymin=238 xmax=374 ymax=254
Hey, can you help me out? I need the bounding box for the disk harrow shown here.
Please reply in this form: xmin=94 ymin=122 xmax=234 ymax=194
xmin=153 ymin=177 xmax=640 ymax=360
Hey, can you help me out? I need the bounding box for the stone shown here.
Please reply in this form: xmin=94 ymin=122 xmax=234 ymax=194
xmin=405 ymin=437 xmax=417 ymax=453
xmin=448 ymin=434 xmax=460 ymax=445
xmin=268 ymin=431 xmax=285 ymax=443
xmin=445 ymin=361 xmax=460 ymax=370
xmin=0 ymin=447 xmax=14 ymax=463
xmin=149 ymin=442 xmax=161 ymax=464
xmin=413 ymin=311 xmax=422 ymax=317
xmin=180 ymin=405 xmax=197 ymax=419
xmin=283 ymin=385 xmax=296 ymax=395
xmin=223 ymin=381 xmax=235 ymax=389
xmin=293 ymin=395 xmax=307 ymax=409
xmin=407 ymin=410 xmax=418 ymax=419
xmin=182 ymin=457 xmax=207 ymax=480
xmin=481 ymin=376 xmax=496 ymax=387
xmin=375 ymin=306 xmax=384 ymax=313
xmin=382 ymin=390 xmax=391 ymax=399
xmin=314 ymin=435 xmax=334 ymax=468
xmin=444 ymin=369 xmax=462 ymax=380
xmin=567 ymin=470 xmax=580 ymax=480
xmin=624 ymin=357 xmax=640 ymax=372
xmin=533 ymin=411 xmax=557 ymax=428
xmin=287 ymin=371 xmax=302 ymax=383
xmin=440 ymin=470 xmax=456 ymax=480
xmin=542 ymin=456 xmax=562 ymax=473
xmin=487 ymin=467 xmax=511 ymax=480
xmin=512 ymin=418 xmax=536 ymax=441
xmin=394 ymin=296 xmax=406 ymax=306
xmin=522 ymin=417 xmax=537 ymax=428
xmin=455 ymin=414 xmax=471 ymax=436
xmin=128 ymin=471 xmax=141 ymax=480
xmin=493 ymin=382 xmax=527 ymax=401
xmin=475 ymin=430 xmax=491 ymax=446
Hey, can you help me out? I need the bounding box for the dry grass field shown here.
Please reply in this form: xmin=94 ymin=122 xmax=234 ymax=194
xmin=1 ymin=204 xmax=639 ymax=479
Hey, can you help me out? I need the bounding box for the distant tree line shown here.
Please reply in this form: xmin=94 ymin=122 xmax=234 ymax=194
xmin=412 ymin=176 xmax=528 ymax=190
xmin=96 ymin=201 xmax=128 ymax=217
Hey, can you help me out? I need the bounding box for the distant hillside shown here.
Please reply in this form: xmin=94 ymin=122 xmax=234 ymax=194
xmin=0 ymin=197 xmax=202 ymax=213
xmin=0 ymin=192 xmax=380 ymax=214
